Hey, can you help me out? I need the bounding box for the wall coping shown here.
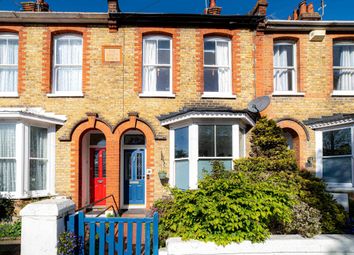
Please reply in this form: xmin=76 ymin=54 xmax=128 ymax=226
xmin=20 ymin=198 xmax=75 ymax=218
xmin=165 ymin=235 xmax=354 ymax=255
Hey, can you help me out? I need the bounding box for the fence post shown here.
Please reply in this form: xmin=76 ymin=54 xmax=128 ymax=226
xmin=153 ymin=212 xmax=159 ymax=255
xmin=20 ymin=198 xmax=75 ymax=255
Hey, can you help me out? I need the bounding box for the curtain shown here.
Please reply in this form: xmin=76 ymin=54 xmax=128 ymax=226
xmin=216 ymin=41 xmax=231 ymax=93
xmin=0 ymin=125 xmax=16 ymax=192
xmin=337 ymin=46 xmax=354 ymax=90
xmin=274 ymin=45 xmax=290 ymax=91
xmin=55 ymin=37 xmax=82 ymax=92
xmin=143 ymin=40 xmax=157 ymax=92
xmin=30 ymin=127 xmax=47 ymax=191
xmin=0 ymin=38 xmax=18 ymax=92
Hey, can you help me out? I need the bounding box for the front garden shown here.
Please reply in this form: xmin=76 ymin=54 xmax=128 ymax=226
xmin=0 ymin=198 xmax=21 ymax=240
xmin=154 ymin=117 xmax=352 ymax=246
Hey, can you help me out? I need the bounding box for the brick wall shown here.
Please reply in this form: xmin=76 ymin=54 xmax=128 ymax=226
xmin=0 ymin=24 xmax=256 ymax=208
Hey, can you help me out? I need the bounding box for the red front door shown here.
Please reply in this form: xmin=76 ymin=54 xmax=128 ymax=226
xmin=90 ymin=148 xmax=106 ymax=205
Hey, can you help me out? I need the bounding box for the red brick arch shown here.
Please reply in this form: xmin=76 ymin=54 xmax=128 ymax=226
xmin=69 ymin=114 xmax=114 ymax=207
xmin=277 ymin=119 xmax=309 ymax=169
xmin=113 ymin=113 xmax=156 ymax=209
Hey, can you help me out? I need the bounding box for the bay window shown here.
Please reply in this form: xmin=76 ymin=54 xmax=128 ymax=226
xmin=0 ymin=33 xmax=18 ymax=96
xmin=273 ymin=41 xmax=297 ymax=93
xmin=52 ymin=34 xmax=83 ymax=95
xmin=316 ymin=127 xmax=354 ymax=189
xmin=0 ymin=108 xmax=65 ymax=198
xmin=203 ymin=37 xmax=232 ymax=97
xmin=142 ymin=35 xmax=172 ymax=96
xmin=333 ymin=42 xmax=354 ymax=93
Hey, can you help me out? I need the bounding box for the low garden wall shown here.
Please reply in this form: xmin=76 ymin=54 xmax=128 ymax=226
xmin=161 ymin=235 xmax=354 ymax=255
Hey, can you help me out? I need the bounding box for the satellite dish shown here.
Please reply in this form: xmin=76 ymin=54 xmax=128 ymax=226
xmin=247 ymin=96 xmax=270 ymax=113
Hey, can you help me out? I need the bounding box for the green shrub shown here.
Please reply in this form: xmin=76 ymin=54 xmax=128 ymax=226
xmin=0 ymin=198 xmax=15 ymax=221
xmin=0 ymin=221 xmax=21 ymax=239
xmin=155 ymin=166 xmax=297 ymax=246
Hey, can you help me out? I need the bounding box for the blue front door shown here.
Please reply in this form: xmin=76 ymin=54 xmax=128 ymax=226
xmin=124 ymin=149 xmax=145 ymax=205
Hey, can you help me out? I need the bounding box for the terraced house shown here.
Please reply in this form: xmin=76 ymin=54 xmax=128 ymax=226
xmin=0 ymin=0 xmax=353 ymax=213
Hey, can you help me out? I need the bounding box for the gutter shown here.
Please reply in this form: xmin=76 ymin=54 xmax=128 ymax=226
xmin=266 ymin=19 xmax=354 ymax=32
xmin=0 ymin=11 xmax=108 ymax=24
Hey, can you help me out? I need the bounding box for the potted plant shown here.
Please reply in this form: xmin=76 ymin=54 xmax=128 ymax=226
xmin=20 ymin=1 xmax=36 ymax=11
xmin=158 ymin=170 xmax=169 ymax=186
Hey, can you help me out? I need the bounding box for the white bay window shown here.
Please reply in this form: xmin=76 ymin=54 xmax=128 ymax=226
xmin=0 ymin=33 xmax=18 ymax=97
xmin=0 ymin=108 xmax=66 ymax=198
xmin=52 ymin=34 xmax=83 ymax=96
xmin=162 ymin=111 xmax=254 ymax=190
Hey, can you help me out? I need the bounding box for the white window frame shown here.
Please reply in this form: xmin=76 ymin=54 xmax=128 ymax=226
xmin=140 ymin=35 xmax=174 ymax=98
xmin=50 ymin=34 xmax=83 ymax=97
xmin=0 ymin=120 xmax=56 ymax=199
xmin=170 ymin=119 xmax=243 ymax=190
xmin=273 ymin=41 xmax=298 ymax=95
xmin=332 ymin=41 xmax=354 ymax=96
xmin=315 ymin=126 xmax=354 ymax=191
xmin=0 ymin=33 xmax=19 ymax=97
xmin=202 ymin=36 xmax=233 ymax=98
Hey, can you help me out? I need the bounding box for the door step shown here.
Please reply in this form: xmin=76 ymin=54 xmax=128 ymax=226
xmin=119 ymin=209 xmax=150 ymax=218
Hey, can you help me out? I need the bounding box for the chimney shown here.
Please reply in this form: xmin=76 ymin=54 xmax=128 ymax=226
xmin=205 ymin=0 xmax=222 ymax=15
xmin=108 ymin=0 xmax=121 ymax=13
xmin=289 ymin=1 xmax=321 ymax=21
xmin=21 ymin=0 xmax=49 ymax=12
xmin=250 ymin=0 xmax=268 ymax=16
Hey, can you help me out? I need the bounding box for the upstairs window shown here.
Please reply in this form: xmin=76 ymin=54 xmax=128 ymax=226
xmin=142 ymin=35 xmax=172 ymax=95
xmin=203 ymin=37 xmax=231 ymax=95
xmin=0 ymin=34 xmax=18 ymax=96
xmin=273 ymin=41 xmax=296 ymax=93
xmin=52 ymin=34 xmax=83 ymax=95
xmin=333 ymin=42 xmax=354 ymax=92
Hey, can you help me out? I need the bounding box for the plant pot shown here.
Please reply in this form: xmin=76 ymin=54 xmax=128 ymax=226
xmin=158 ymin=172 xmax=167 ymax=180
xmin=21 ymin=2 xmax=36 ymax=11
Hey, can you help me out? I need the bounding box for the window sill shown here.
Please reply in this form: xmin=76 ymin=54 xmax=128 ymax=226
xmin=139 ymin=93 xmax=175 ymax=98
xmin=326 ymin=186 xmax=354 ymax=193
xmin=201 ymin=93 xmax=236 ymax=99
xmin=0 ymin=93 xmax=19 ymax=98
xmin=272 ymin=92 xmax=305 ymax=97
xmin=331 ymin=91 xmax=354 ymax=97
xmin=47 ymin=92 xmax=84 ymax=98
xmin=0 ymin=191 xmax=54 ymax=199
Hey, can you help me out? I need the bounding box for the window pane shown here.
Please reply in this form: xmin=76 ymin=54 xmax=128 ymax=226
xmin=334 ymin=45 xmax=354 ymax=67
xmin=90 ymin=133 xmax=106 ymax=147
xmin=0 ymin=68 xmax=17 ymax=92
xmin=0 ymin=39 xmax=6 ymax=64
xmin=204 ymin=67 xmax=218 ymax=92
xmin=56 ymin=67 xmax=82 ymax=92
xmin=274 ymin=68 xmax=293 ymax=91
xmin=274 ymin=44 xmax=293 ymax=67
xmin=124 ymin=135 xmax=145 ymax=145
xmin=204 ymin=51 xmax=215 ymax=65
xmin=175 ymin=127 xmax=189 ymax=158
xmin=239 ymin=129 xmax=245 ymax=158
xmin=0 ymin=38 xmax=18 ymax=65
xmin=56 ymin=38 xmax=82 ymax=65
xmin=333 ymin=69 xmax=354 ymax=91
xmin=204 ymin=41 xmax=215 ymax=51
xmin=30 ymin=127 xmax=47 ymax=158
xmin=0 ymin=124 xmax=16 ymax=158
xmin=0 ymin=159 xmax=16 ymax=192
xmin=323 ymin=157 xmax=352 ymax=184
xmin=198 ymin=160 xmax=232 ymax=180
xmin=323 ymin=128 xmax=351 ymax=156
xmin=216 ymin=126 xmax=232 ymax=157
xmin=199 ymin=126 xmax=215 ymax=157
xmin=175 ymin=160 xmax=189 ymax=190
xmin=158 ymin=49 xmax=170 ymax=64
xmin=102 ymin=150 xmax=106 ymax=178
xmin=158 ymin=40 xmax=170 ymax=50
xmin=30 ymin=159 xmax=47 ymax=191
xmin=156 ymin=67 xmax=170 ymax=91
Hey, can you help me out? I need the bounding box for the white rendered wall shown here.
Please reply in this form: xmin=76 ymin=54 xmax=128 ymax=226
xmin=163 ymin=235 xmax=354 ymax=255
xmin=20 ymin=198 xmax=75 ymax=255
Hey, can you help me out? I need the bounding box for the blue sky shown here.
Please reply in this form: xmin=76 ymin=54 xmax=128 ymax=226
xmin=0 ymin=0 xmax=353 ymax=20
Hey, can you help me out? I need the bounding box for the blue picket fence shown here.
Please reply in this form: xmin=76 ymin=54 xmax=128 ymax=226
xmin=67 ymin=211 xmax=159 ymax=255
